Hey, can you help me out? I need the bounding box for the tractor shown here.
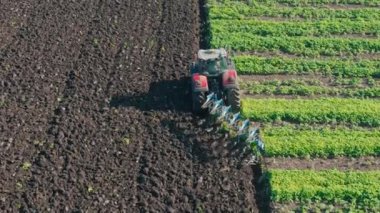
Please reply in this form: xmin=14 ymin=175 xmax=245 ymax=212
xmin=190 ymin=48 xmax=240 ymax=114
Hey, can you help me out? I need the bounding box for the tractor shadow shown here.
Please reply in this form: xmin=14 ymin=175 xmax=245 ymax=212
xmin=110 ymin=77 xmax=253 ymax=163
xmin=109 ymin=77 xmax=249 ymax=162
xmin=110 ymin=77 xmax=192 ymax=112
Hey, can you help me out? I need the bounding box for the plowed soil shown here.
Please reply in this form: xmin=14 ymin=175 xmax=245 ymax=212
xmin=0 ymin=0 xmax=261 ymax=212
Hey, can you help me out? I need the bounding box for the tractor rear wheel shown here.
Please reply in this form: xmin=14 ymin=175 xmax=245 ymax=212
xmin=226 ymin=88 xmax=241 ymax=112
xmin=192 ymin=92 xmax=206 ymax=114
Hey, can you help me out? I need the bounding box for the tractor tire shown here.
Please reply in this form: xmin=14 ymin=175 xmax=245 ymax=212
xmin=192 ymin=92 xmax=206 ymax=114
xmin=226 ymin=88 xmax=241 ymax=112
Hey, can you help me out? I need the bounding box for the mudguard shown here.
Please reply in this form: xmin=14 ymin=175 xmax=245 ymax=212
xmin=222 ymin=69 xmax=238 ymax=88
xmin=192 ymin=73 xmax=209 ymax=92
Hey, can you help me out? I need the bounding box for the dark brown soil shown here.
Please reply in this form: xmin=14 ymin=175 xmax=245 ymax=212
xmin=240 ymin=74 xmax=332 ymax=84
xmin=0 ymin=2 xmax=33 ymax=50
xmin=240 ymin=74 xmax=377 ymax=88
xmin=239 ymin=74 xmax=379 ymax=99
xmin=235 ymin=51 xmax=380 ymax=61
xmin=0 ymin=0 xmax=264 ymax=212
xmin=320 ymin=3 xmax=377 ymax=9
xmin=265 ymin=156 xmax=380 ymax=171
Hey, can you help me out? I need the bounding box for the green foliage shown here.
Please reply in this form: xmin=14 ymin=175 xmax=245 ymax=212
xmin=234 ymin=55 xmax=380 ymax=77
xmin=241 ymin=98 xmax=380 ymax=126
xmin=268 ymin=169 xmax=380 ymax=209
xmin=210 ymin=1 xmax=380 ymax=20
xmin=121 ymin=137 xmax=131 ymax=145
xmin=211 ymin=19 xmax=380 ymax=37
xmin=21 ymin=162 xmax=31 ymax=171
xmin=93 ymin=38 xmax=99 ymax=47
xmin=262 ymin=125 xmax=380 ymax=157
xmin=242 ymin=80 xmax=380 ymax=98
xmin=16 ymin=182 xmax=23 ymax=190
xmin=87 ymin=185 xmax=94 ymax=193
xmin=211 ymin=33 xmax=380 ymax=56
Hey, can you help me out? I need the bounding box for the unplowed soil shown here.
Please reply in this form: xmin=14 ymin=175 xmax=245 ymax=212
xmin=266 ymin=156 xmax=380 ymax=171
xmin=0 ymin=0 xmax=262 ymax=212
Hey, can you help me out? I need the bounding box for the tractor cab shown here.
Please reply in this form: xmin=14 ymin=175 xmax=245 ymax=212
xmin=191 ymin=49 xmax=232 ymax=76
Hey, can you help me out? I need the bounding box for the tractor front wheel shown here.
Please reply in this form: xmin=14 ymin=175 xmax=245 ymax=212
xmin=192 ymin=92 xmax=206 ymax=114
xmin=226 ymin=88 xmax=241 ymax=112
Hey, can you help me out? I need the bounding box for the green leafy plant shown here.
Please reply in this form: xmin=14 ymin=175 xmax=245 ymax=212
xmin=121 ymin=136 xmax=131 ymax=145
xmin=212 ymin=19 xmax=380 ymax=37
xmin=241 ymin=98 xmax=380 ymax=126
xmin=211 ymin=33 xmax=380 ymax=56
xmin=241 ymin=80 xmax=380 ymax=98
xmin=21 ymin=162 xmax=32 ymax=171
xmin=233 ymin=55 xmax=380 ymax=77
xmin=262 ymin=125 xmax=380 ymax=157
xmin=210 ymin=1 xmax=380 ymax=20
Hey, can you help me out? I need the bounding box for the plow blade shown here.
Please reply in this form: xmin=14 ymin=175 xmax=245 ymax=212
xmin=200 ymin=93 xmax=266 ymax=162
xmin=237 ymin=119 xmax=250 ymax=135
xmin=228 ymin=112 xmax=240 ymax=126
xmin=201 ymin=92 xmax=216 ymax=109
xmin=210 ymin=99 xmax=224 ymax=114
xmin=217 ymin=105 xmax=231 ymax=121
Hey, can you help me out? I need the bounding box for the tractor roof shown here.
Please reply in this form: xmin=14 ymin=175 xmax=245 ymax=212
xmin=198 ymin=49 xmax=227 ymax=61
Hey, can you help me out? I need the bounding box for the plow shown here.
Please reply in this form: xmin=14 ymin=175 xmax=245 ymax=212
xmin=190 ymin=49 xmax=265 ymax=164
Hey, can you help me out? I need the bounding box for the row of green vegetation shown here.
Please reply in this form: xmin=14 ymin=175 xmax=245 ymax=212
xmin=241 ymin=79 xmax=380 ymax=97
xmin=211 ymin=33 xmax=380 ymax=56
xmin=262 ymin=125 xmax=380 ymax=157
xmin=254 ymin=0 xmax=380 ymax=7
xmin=234 ymin=55 xmax=380 ymax=77
xmin=209 ymin=1 xmax=380 ymax=20
xmin=211 ymin=19 xmax=380 ymax=37
xmin=241 ymin=98 xmax=380 ymax=126
xmin=268 ymin=169 xmax=380 ymax=210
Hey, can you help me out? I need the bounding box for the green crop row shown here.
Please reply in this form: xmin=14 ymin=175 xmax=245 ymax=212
xmin=209 ymin=2 xmax=380 ymax=20
xmin=211 ymin=33 xmax=380 ymax=56
xmin=242 ymin=80 xmax=380 ymax=98
xmin=262 ymin=125 xmax=380 ymax=157
xmin=211 ymin=19 xmax=380 ymax=37
xmin=233 ymin=55 xmax=380 ymax=77
xmin=254 ymin=0 xmax=380 ymax=7
xmin=241 ymin=98 xmax=380 ymax=126
xmin=268 ymin=169 xmax=380 ymax=209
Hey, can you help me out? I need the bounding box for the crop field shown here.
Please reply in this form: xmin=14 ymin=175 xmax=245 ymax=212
xmin=208 ymin=0 xmax=380 ymax=211
xmin=269 ymin=170 xmax=380 ymax=211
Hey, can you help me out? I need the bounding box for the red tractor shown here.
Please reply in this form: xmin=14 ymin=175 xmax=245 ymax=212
xmin=190 ymin=48 xmax=240 ymax=113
